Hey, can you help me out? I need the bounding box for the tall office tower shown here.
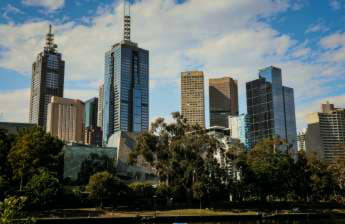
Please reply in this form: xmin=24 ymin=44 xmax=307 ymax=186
xmin=297 ymin=129 xmax=306 ymax=152
xmin=229 ymin=114 xmax=250 ymax=149
xmin=181 ymin=71 xmax=205 ymax=128
xmin=29 ymin=25 xmax=65 ymax=129
xmin=97 ymin=84 xmax=104 ymax=128
xmin=246 ymin=66 xmax=297 ymax=151
xmin=306 ymin=102 xmax=345 ymax=161
xmin=209 ymin=77 xmax=238 ymax=127
xmin=84 ymin=97 xmax=98 ymax=128
xmin=46 ymin=96 xmax=84 ymax=143
xmin=103 ymin=1 xmax=149 ymax=144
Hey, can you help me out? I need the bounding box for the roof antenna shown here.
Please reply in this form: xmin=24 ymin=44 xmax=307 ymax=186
xmin=45 ymin=24 xmax=57 ymax=52
xmin=123 ymin=0 xmax=131 ymax=41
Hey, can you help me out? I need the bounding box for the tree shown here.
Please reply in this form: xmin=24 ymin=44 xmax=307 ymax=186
xmin=130 ymin=112 xmax=227 ymax=203
xmin=0 ymin=196 xmax=35 ymax=224
xmin=24 ymin=169 xmax=61 ymax=209
xmin=7 ymin=127 xmax=64 ymax=191
xmin=77 ymin=153 xmax=116 ymax=185
xmin=86 ymin=171 xmax=128 ymax=208
xmin=192 ymin=181 xmax=205 ymax=209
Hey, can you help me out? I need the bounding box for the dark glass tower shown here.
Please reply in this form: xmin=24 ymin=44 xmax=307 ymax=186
xmin=29 ymin=25 xmax=65 ymax=129
xmin=84 ymin=97 xmax=98 ymax=128
xmin=246 ymin=66 xmax=297 ymax=151
xmin=103 ymin=3 xmax=149 ymax=144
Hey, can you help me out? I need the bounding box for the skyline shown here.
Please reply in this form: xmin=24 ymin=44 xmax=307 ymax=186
xmin=1 ymin=0 xmax=345 ymax=131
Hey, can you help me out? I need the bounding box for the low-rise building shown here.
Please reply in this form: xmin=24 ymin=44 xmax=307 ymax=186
xmin=0 ymin=122 xmax=36 ymax=135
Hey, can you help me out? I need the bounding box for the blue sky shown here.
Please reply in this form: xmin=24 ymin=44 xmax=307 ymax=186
xmin=0 ymin=0 xmax=345 ymax=131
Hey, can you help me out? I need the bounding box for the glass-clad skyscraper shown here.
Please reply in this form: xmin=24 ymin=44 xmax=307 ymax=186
xmin=246 ymin=66 xmax=297 ymax=151
xmin=102 ymin=6 xmax=149 ymax=144
xmin=29 ymin=25 xmax=65 ymax=129
xmin=84 ymin=97 xmax=98 ymax=129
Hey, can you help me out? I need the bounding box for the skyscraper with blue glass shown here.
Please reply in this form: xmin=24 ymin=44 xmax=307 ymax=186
xmin=102 ymin=4 xmax=149 ymax=144
xmin=246 ymin=66 xmax=297 ymax=152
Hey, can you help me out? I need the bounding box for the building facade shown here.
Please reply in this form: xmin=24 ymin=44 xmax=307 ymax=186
xmin=84 ymin=127 xmax=102 ymax=146
xmin=297 ymin=129 xmax=306 ymax=152
xmin=97 ymin=84 xmax=104 ymax=129
xmin=47 ymin=96 xmax=84 ymax=143
xmin=84 ymin=97 xmax=98 ymax=129
xmin=229 ymin=114 xmax=250 ymax=149
xmin=181 ymin=71 xmax=205 ymax=128
xmin=102 ymin=9 xmax=149 ymax=144
xmin=306 ymin=103 xmax=345 ymax=161
xmin=209 ymin=77 xmax=238 ymax=127
xmin=29 ymin=25 xmax=65 ymax=129
xmin=0 ymin=122 xmax=36 ymax=135
xmin=246 ymin=66 xmax=297 ymax=151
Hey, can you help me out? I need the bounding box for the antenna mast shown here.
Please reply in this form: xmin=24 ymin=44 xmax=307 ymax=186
xmin=123 ymin=0 xmax=131 ymax=41
xmin=45 ymin=24 xmax=57 ymax=52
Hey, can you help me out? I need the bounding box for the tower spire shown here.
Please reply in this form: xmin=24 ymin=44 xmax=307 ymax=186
xmin=45 ymin=24 xmax=57 ymax=52
xmin=123 ymin=0 xmax=131 ymax=41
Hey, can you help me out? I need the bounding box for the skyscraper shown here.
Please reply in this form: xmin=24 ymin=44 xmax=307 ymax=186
xmin=103 ymin=2 xmax=149 ymax=143
xmin=29 ymin=25 xmax=65 ymax=129
xmin=306 ymin=102 xmax=345 ymax=161
xmin=246 ymin=66 xmax=297 ymax=151
xmin=229 ymin=114 xmax=250 ymax=149
xmin=84 ymin=97 xmax=98 ymax=129
xmin=46 ymin=96 xmax=84 ymax=143
xmin=181 ymin=71 xmax=205 ymax=128
xmin=209 ymin=77 xmax=238 ymax=127
xmin=97 ymin=84 xmax=104 ymax=129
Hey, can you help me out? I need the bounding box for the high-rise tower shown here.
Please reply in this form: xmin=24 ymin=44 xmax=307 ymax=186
xmin=246 ymin=66 xmax=297 ymax=151
xmin=209 ymin=77 xmax=238 ymax=127
xmin=181 ymin=71 xmax=205 ymax=128
xmin=103 ymin=0 xmax=149 ymax=144
xmin=29 ymin=25 xmax=65 ymax=129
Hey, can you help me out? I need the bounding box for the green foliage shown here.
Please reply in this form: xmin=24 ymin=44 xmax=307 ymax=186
xmin=0 ymin=196 xmax=35 ymax=224
xmin=24 ymin=169 xmax=62 ymax=209
xmin=86 ymin=171 xmax=129 ymax=207
xmin=77 ymin=153 xmax=116 ymax=185
xmin=129 ymin=182 xmax=155 ymax=199
xmin=7 ymin=127 xmax=64 ymax=190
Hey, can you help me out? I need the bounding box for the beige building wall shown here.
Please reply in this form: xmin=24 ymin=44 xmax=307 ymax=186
xmin=47 ymin=96 xmax=84 ymax=143
xmin=181 ymin=71 xmax=205 ymax=128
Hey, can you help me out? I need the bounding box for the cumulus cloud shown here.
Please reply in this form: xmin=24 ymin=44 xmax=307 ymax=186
xmin=22 ymin=0 xmax=64 ymax=11
xmin=320 ymin=32 xmax=345 ymax=62
xmin=306 ymin=21 xmax=329 ymax=33
xmin=0 ymin=0 xmax=345 ymax=130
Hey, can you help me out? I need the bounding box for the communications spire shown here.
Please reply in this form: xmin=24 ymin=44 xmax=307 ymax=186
xmin=123 ymin=0 xmax=131 ymax=41
xmin=45 ymin=24 xmax=57 ymax=52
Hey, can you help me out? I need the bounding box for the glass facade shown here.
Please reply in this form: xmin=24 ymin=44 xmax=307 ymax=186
xmin=84 ymin=97 xmax=98 ymax=129
xmin=246 ymin=66 xmax=297 ymax=151
xmin=229 ymin=114 xmax=250 ymax=149
xmin=103 ymin=41 xmax=149 ymax=144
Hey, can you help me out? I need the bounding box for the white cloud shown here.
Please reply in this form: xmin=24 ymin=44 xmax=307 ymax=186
xmin=320 ymin=32 xmax=345 ymax=62
xmin=0 ymin=0 xmax=345 ymax=130
xmin=329 ymin=0 xmax=342 ymax=10
xmin=22 ymin=0 xmax=64 ymax=11
xmin=2 ymin=4 xmax=24 ymax=21
xmin=306 ymin=21 xmax=329 ymax=33
xmin=0 ymin=88 xmax=97 ymax=123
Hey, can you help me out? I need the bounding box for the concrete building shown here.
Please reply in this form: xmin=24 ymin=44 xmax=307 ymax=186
xmin=246 ymin=66 xmax=297 ymax=152
xmin=229 ymin=114 xmax=250 ymax=149
xmin=29 ymin=25 xmax=65 ymax=129
xmin=181 ymin=71 xmax=205 ymax=128
xmin=0 ymin=122 xmax=36 ymax=135
xmin=47 ymin=96 xmax=84 ymax=143
xmin=97 ymin=84 xmax=104 ymax=129
xmin=209 ymin=77 xmax=238 ymax=127
xmin=206 ymin=126 xmax=241 ymax=180
xmin=297 ymin=129 xmax=306 ymax=152
xmin=102 ymin=6 xmax=149 ymax=144
xmin=306 ymin=102 xmax=345 ymax=161
xmin=84 ymin=127 xmax=102 ymax=146
xmin=84 ymin=97 xmax=98 ymax=129
xmin=107 ymin=131 xmax=156 ymax=181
